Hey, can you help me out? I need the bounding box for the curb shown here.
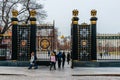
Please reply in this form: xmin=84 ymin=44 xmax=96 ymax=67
xmin=72 ymin=74 xmax=120 ymax=76
xmin=0 ymin=73 xmax=26 ymax=76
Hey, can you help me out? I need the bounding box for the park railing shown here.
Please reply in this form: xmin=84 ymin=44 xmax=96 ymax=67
xmin=0 ymin=33 xmax=120 ymax=61
xmin=97 ymin=33 xmax=120 ymax=60
xmin=0 ymin=44 xmax=7 ymax=60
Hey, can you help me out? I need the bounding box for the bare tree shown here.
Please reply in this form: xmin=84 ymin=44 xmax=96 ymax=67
xmin=0 ymin=0 xmax=47 ymax=34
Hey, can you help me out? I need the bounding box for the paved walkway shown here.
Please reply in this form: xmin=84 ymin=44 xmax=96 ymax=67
xmin=1 ymin=63 xmax=120 ymax=80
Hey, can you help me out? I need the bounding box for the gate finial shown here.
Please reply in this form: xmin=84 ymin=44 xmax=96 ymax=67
xmin=30 ymin=10 xmax=36 ymax=25
xmin=30 ymin=9 xmax=36 ymax=17
xmin=11 ymin=9 xmax=18 ymax=25
xmin=90 ymin=9 xmax=97 ymax=24
xmin=12 ymin=9 xmax=18 ymax=18
xmin=72 ymin=9 xmax=79 ymax=24
xmin=72 ymin=9 xmax=79 ymax=17
xmin=91 ymin=9 xmax=97 ymax=17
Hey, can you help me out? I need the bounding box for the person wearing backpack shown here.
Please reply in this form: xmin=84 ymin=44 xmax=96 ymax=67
xmin=57 ymin=51 xmax=62 ymax=69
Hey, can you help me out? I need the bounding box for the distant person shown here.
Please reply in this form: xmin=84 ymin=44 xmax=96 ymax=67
xmin=50 ymin=52 xmax=56 ymax=70
xmin=28 ymin=52 xmax=38 ymax=69
xmin=100 ymin=53 xmax=102 ymax=58
xmin=67 ymin=52 xmax=71 ymax=65
xmin=62 ymin=52 xmax=66 ymax=68
xmin=48 ymin=50 xmax=50 ymax=56
xmin=57 ymin=51 xmax=62 ymax=69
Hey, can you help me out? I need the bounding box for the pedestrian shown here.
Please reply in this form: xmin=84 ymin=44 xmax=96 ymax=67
xmin=57 ymin=51 xmax=62 ymax=69
xmin=62 ymin=52 xmax=66 ymax=68
xmin=48 ymin=50 xmax=50 ymax=56
xmin=100 ymin=53 xmax=102 ymax=58
xmin=67 ymin=52 xmax=71 ymax=65
xmin=53 ymin=51 xmax=57 ymax=62
xmin=50 ymin=52 xmax=56 ymax=70
xmin=28 ymin=52 xmax=38 ymax=69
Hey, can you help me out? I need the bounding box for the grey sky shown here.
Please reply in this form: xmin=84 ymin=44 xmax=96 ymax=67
xmin=39 ymin=0 xmax=120 ymax=36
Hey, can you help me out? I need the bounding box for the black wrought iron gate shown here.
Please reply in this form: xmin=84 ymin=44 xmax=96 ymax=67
xmin=36 ymin=24 xmax=55 ymax=64
xmin=12 ymin=10 xmax=36 ymax=61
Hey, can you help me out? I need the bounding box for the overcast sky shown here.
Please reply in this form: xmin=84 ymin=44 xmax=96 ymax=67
xmin=39 ymin=0 xmax=120 ymax=36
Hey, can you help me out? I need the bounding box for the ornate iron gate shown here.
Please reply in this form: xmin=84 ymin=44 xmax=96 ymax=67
xmin=78 ymin=23 xmax=91 ymax=61
xmin=71 ymin=9 xmax=97 ymax=63
xmin=36 ymin=24 xmax=55 ymax=61
xmin=17 ymin=25 xmax=31 ymax=61
xmin=11 ymin=10 xmax=36 ymax=61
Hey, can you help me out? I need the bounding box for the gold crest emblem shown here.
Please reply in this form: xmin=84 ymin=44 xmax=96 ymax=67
xmin=40 ymin=39 xmax=50 ymax=50
xmin=82 ymin=40 xmax=87 ymax=46
xmin=21 ymin=40 xmax=27 ymax=47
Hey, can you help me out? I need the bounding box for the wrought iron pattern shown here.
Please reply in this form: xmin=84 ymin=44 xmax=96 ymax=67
xmin=17 ymin=25 xmax=30 ymax=61
xmin=78 ymin=25 xmax=91 ymax=61
xmin=97 ymin=34 xmax=120 ymax=60
xmin=36 ymin=24 xmax=54 ymax=61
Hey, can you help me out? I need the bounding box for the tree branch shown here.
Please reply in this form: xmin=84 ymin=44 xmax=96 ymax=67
xmin=1 ymin=23 xmax=12 ymax=34
xmin=0 ymin=0 xmax=47 ymax=34
xmin=7 ymin=0 xmax=20 ymax=15
xmin=25 ymin=0 xmax=30 ymax=24
xmin=18 ymin=9 xmax=27 ymax=15
xmin=2 ymin=0 xmax=6 ymax=23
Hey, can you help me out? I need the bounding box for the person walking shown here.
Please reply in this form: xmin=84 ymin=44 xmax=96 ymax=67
xmin=53 ymin=51 xmax=57 ymax=63
xmin=28 ymin=52 xmax=38 ymax=69
xmin=48 ymin=50 xmax=50 ymax=56
xmin=100 ymin=53 xmax=103 ymax=58
xmin=57 ymin=51 xmax=62 ymax=69
xmin=67 ymin=52 xmax=71 ymax=65
xmin=62 ymin=52 xmax=66 ymax=68
xmin=50 ymin=52 xmax=56 ymax=70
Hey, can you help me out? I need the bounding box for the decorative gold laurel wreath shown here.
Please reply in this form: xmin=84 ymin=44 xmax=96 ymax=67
xmin=40 ymin=39 xmax=50 ymax=50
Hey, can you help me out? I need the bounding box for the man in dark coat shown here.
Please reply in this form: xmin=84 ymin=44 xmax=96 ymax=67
xmin=57 ymin=51 xmax=62 ymax=69
xmin=62 ymin=52 xmax=66 ymax=68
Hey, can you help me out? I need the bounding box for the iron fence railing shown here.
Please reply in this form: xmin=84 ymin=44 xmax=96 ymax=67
xmin=0 ymin=33 xmax=120 ymax=61
xmin=0 ymin=44 xmax=7 ymax=60
xmin=97 ymin=34 xmax=120 ymax=60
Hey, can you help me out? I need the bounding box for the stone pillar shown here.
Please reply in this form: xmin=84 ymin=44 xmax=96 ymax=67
xmin=30 ymin=10 xmax=37 ymax=57
xmin=71 ymin=9 xmax=79 ymax=68
xmin=90 ymin=9 xmax=98 ymax=60
xmin=11 ymin=9 xmax=18 ymax=60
